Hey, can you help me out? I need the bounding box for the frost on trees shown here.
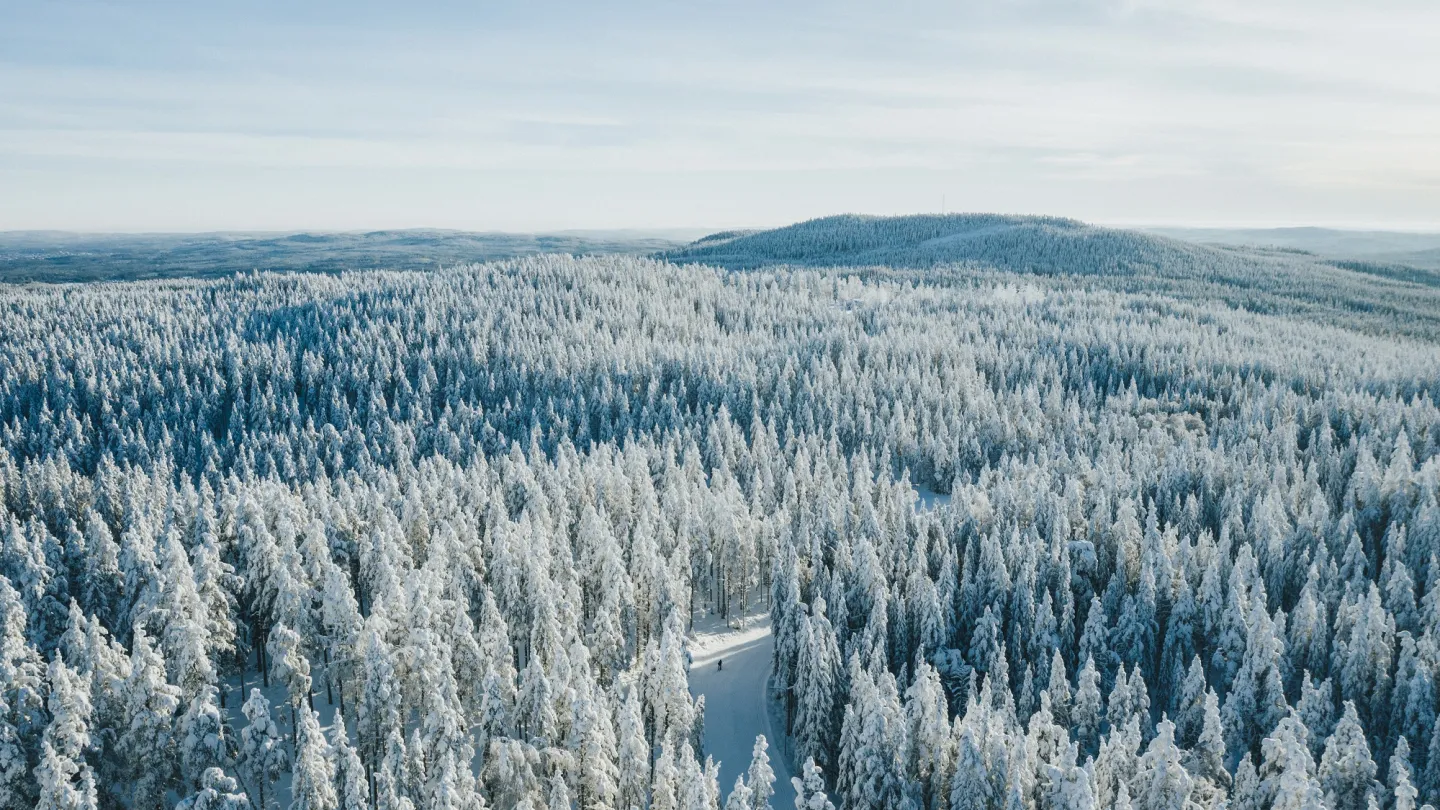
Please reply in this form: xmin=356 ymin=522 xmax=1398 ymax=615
xmin=0 ymin=244 xmax=1437 ymax=810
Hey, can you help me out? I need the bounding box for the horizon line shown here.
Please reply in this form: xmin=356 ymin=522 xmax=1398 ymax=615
xmin=5 ymin=217 xmax=1440 ymax=237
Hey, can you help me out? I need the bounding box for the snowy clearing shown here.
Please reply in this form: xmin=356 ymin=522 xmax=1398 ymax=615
xmin=914 ymin=484 xmax=952 ymax=511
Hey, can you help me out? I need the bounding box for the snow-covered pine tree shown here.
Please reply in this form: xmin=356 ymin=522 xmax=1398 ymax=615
xmin=791 ymin=759 xmax=835 ymax=810
xmin=793 ymin=603 xmax=839 ymax=772
xmin=356 ymin=620 xmax=400 ymax=795
xmin=571 ymin=679 xmax=619 ymax=810
xmin=291 ymin=707 xmax=339 ymax=810
xmin=177 ymin=768 xmax=253 ymax=810
xmin=1133 ymin=717 xmax=1192 ymax=810
xmin=1042 ymin=742 xmax=1094 ymax=810
xmin=726 ymin=775 xmax=753 ymax=810
xmin=122 ymin=627 xmax=182 ymax=810
xmin=375 ymin=729 xmax=414 ymax=810
xmin=331 ymin=710 xmax=370 ymax=810
xmin=1389 ymin=738 xmax=1419 ymax=810
xmin=319 ymin=565 xmax=362 ymax=712
xmin=746 ymin=736 xmax=776 ymax=810
xmin=240 ymin=689 xmax=289 ymax=810
xmin=1257 ymin=714 xmax=1323 ymax=810
xmin=1318 ymin=702 xmax=1378 ymax=810
xmin=181 ymin=684 xmax=235 ymax=790
xmin=1072 ymin=656 xmax=1102 ymax=756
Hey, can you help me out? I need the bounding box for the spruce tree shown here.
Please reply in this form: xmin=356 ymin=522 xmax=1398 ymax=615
xmin=791 ymin=759 xmax=835 ymax=810
xmin=1318 ymin=702 xmax=1378 ymax=810
xmin=240 ymin=689 xmax=288 ymax=810
xmin=177 ymin=768 xmax=252 ymax=810
xmin=122 ymin=627 xmax=182 ymax=810
xmin=291 ymin=707 xmax=339 ymax=810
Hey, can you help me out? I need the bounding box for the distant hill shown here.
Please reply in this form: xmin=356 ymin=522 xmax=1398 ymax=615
xmin=666 ymin=213 xmax=1440 ymax=341
xmin=1148 ymin=225 xmax=1440 ymax=270
xmin=0 ymin=229 xmax=696 ymax=283
xmin=1387 ymin=246 xmax=1440 ymax=270
xmin=667 ymin=213 xmax=1207 ymax=274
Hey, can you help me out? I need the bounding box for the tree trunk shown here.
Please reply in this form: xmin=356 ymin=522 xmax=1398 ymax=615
xmin=259 ymin=633 xmax=270 ymax=688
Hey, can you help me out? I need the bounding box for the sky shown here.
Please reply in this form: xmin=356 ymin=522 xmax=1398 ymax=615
xmin=3 ymin=0 xmax=1439 ymax=233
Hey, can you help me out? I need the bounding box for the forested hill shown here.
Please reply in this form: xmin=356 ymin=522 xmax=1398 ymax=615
xmin=664 ymin=214 xmax=1440 ymax=342
xmin=667 ymin=214 xmax=1140 ymax=272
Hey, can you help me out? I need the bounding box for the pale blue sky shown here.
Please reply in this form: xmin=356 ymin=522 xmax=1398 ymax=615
xmin=3 ymin=1 xmax=1438 ymax=231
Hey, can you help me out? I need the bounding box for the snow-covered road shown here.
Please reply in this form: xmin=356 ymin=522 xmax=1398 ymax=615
xmin=689 ymin=616 xmax=796 ymax=810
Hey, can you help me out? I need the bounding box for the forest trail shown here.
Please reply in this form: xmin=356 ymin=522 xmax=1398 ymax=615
xmin=689 ymin=614 xmax=796 ymax=810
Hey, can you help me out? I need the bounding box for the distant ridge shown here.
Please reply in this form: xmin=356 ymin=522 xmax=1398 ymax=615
xmin=666 ymin=213 xmax=1440 ymax=341
xmin=0 ymin=229 xmax=694 ymax=283
xmin=1149 ymin=225 xmax=1440 ymax=270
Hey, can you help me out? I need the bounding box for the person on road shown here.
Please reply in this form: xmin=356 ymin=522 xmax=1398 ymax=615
xmin=718 ymin=659 xmax=723 ymax=671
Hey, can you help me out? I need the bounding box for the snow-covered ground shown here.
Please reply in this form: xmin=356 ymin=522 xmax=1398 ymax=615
xmin=220 ymin=670 xmax=340 ymax=809
xmin=689 ymin=612 xmax=796 ymax=810
xmin=914 ymin=484 xmax=952 ymax=511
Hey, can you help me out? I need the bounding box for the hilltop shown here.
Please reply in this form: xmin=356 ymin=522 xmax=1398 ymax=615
xmin=666 ymin=213 xmax=1440 ymax=341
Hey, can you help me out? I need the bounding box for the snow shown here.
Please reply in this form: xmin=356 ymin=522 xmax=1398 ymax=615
xmin=220 ymin=670 xmax=355 ymax=809
xmin=689 ymin=612 xmax=796 ymax=810
xmin=220 ymin=614 xmax=800 ymax=810
xmin=914 ymin=485 xmax=952 ymax=511
xmin=221 ymin=673 xmax=306 ymax=808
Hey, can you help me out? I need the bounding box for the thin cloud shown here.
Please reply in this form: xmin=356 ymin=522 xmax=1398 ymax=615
xmin=1 ymin=0 xmax=1437 ymax=229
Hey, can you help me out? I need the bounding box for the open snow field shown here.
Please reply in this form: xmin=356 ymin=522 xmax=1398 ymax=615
xmin=689 ymin=613 xmax=796 ymax=810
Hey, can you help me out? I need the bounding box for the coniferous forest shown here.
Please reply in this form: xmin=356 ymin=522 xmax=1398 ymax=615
xmin=2 ymin=221 xmax=1440 ymax=810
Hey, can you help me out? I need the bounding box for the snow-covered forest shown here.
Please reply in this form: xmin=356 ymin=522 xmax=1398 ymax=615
xmin=2 ymin=235 xmax=1439 ymax=810
xmin=666 ymin=214 xmax=1440 ymax=342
